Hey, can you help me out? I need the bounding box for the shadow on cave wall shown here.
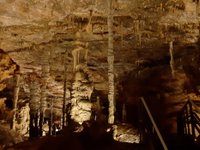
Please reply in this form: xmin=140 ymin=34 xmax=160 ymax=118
xmin=116 ymin=43 xmax=200 ymax=135
xmin=181 ymin=45 xmax=200 ymax=94
xmin=117 ymin=65 xmax=170 ymax=128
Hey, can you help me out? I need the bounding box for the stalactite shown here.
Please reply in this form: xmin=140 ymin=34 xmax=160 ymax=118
xmin=85 ymin=43 xmax=89 ymax=64
xmin=77 ymin=50 xmax=80 ymax=67
xmin=72 ymin=48 xmax=80 ymax=72
xmin=72 ymin=49 xmax=76 ymax=72
xmin=120 ymin=22 xmax=124 ymax=49
xmin=169 ymin=41 xmax=175 ymax=78
xmin=160 ymin=2 xmax=163 ymax=11
xmin=94 ymin=0 xmax=97 ymax=6
xmin=72 ymin=37 xmax=88 ymax=72
xmin=138 ymin=33 xmax=142 ymax=47
xmin=71 ymin=15 xmax=75 ymax=28
xmin=135 ymin=19 xmax=142 ymax=47
xmin=86 ymin=9 xmax=93 ymax=33
xmin=107 ymin=0 xmax=115 ymax=124
xmin=136 ymin=20 xmax=139 ymax=33
xmin=11 ymin=73 xmax=20 ymax=130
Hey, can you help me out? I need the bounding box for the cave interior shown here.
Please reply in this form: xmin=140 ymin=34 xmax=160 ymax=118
xmin=1 ymin=0 xmax=200 ymax=149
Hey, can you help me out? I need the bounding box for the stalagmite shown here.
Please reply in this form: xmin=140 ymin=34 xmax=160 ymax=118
xmin=120 ymin=22 xmax=124 ymax=49
xmin=169 ymin=41 xmax=175 ymax=78
xmin=107 ymin=0 xmax=115 ymax=124
xmin=70 ymin=71 xmax=93 ymax=124
xmin=96 ymin=96 xmax=101 ymax=112
xmin=49 ymin=98 xmax=53 ymax=135
xmin=12 ymin=73 xmax=20 ymax=130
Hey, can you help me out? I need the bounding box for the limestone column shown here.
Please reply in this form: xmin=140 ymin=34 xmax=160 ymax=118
xmin=29 ymin=74 xmax=40 ymax=137
xmin=11 ymin=73 xmax=20 ymax=130
xmin=62 ymin=51 xmax=67 ymax=128
xmin=107 ymin=0 xmax=115 ymax=124
xmin=49 ymin=98 xmax=53 ymax=135
xmin=39 ymin=51 xmax=50 ymax=136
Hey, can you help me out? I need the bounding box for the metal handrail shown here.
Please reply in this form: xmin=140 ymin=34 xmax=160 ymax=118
xmin=189 ymin=100 xmax=200 ymax=113
xmin=141 ymin=97 xmax=168 ymax=150
xmin=180 ymin=99 xmax=200 ymax=140
xmin=182 ymin=99 xmax=200 ymax=113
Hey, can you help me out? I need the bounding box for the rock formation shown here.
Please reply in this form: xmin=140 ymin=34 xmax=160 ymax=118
xmin=70 ymin=70 xmax=93 ymax=124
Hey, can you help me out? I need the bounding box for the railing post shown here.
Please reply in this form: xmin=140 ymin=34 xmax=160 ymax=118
xmin=138 ymin=100 xmax=144 ymax=143
xmin=180 ymin=99 xmax=200 ymax=142
xmin=185 ymin=105 xmax=190 ymax=134
xmin=189 ymin=101 xmax=195 ymax=140
xmin=184 ymin=116 xmax=187 ymax=134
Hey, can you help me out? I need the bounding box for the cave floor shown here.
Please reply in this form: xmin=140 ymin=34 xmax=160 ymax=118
xmin=5 ymin=123 xmax=144 ymax=150
xmin=4 ymin=124 xmax=200 ymax=150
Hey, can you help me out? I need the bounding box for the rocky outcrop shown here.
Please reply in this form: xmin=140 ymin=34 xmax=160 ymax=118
xmin=113 ymin=124 xmax=140 ymax=144
xmin=0 ymin=125 xmax=23 ymax=148
xmin=15 ymin=103 xmax=29 ymax=136
xmin=0 ymin=51 xmax=16 ymax=92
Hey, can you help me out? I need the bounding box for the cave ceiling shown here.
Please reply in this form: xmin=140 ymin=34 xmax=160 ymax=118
xmin=0 ymin=0 xmax=200 ymax=102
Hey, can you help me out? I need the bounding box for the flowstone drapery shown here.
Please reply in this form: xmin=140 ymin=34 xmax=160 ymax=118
xmin=72 ymin=32 xmax=88 ymax=72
